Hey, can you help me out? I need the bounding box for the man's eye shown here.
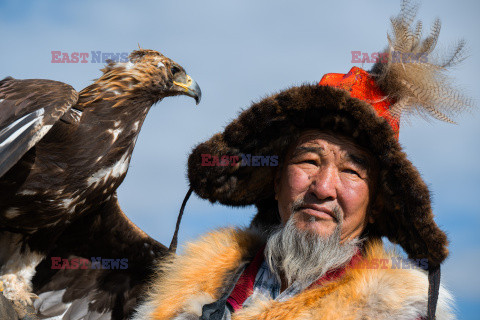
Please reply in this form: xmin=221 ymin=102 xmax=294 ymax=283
xmin=343 ymin=169 xmax=360 ymax=176
xmin=301 ymin=159 xmax=317 ymax=165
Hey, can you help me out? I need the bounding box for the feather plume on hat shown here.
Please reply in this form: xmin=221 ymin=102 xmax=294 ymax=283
xmin=370 ymin=0 xmax=474 ymax=123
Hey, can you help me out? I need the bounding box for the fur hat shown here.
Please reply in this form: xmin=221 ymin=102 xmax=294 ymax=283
xmin=180 ymin=1 xmax=472 ymax=319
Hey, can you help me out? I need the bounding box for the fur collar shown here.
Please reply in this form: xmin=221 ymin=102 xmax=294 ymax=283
xmin=132 ymin=228 xmax=455 ymax=320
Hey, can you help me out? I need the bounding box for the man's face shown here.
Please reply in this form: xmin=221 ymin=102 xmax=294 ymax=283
xmin=275 ymin=130 xmax=374 ymax=243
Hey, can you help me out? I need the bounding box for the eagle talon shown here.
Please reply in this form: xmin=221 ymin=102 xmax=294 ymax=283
xmin=0 ymin=274 xmax=36 ymax=307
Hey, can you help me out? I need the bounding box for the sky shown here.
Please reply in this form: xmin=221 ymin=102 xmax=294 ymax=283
xmin=1 ymin=0 xmax=479 ymax=318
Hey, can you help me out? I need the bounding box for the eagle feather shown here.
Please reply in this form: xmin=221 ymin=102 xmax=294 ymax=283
xmin=371 ymin=0 xmax=474 ymax=124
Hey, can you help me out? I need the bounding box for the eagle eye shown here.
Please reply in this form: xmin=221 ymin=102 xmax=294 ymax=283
xmin=171 ymin=66 xmax=181 ymax=76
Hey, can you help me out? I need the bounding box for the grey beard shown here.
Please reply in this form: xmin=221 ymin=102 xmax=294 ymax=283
xmin=264 ymin=211 xmax=362 ymax=288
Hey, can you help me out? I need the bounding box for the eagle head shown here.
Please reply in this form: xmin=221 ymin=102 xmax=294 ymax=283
xmin=96 ymin=48 xmax=201 ymax=106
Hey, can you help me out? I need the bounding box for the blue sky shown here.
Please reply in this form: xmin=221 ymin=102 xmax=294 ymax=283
xmin=1 ymin=0 xmax=478 ymax=318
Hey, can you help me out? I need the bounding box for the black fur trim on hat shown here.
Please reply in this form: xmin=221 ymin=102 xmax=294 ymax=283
xmin=187 ymin=84 xmax=448 ymax=267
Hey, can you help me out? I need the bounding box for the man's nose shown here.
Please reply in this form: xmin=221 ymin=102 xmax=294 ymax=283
xmin=309 ymin=165 xmax=338 ymax=201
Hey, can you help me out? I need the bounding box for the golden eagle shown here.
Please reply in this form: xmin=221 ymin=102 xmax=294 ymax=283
xmin=0 ymin=49 xmax=201 ymax=319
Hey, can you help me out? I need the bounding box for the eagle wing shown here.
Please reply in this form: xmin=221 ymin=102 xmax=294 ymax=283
xmin=32 ymin=195 xmax=169 ymax=320
xmin=0 ymin=77 xmax=78 ymax=178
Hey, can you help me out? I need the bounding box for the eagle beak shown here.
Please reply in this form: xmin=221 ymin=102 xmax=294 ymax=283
xmin=173 ymin=75 xmax=202 ymax=105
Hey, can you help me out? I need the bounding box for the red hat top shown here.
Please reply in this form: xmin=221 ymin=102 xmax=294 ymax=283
xmin=319 ymin=66 xmax=399 ymax=139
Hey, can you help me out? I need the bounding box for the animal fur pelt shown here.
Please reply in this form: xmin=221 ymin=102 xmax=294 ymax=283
xmin=132 ymin=228 xmax=455 ymax=320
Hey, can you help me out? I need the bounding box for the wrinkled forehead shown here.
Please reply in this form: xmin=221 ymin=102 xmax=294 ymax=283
xmin=286 ymin=129 xmax=374 ymax=167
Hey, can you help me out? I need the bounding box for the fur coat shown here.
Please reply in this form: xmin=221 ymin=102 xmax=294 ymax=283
xmin=132 ymin=228 xmax=455 ymax=320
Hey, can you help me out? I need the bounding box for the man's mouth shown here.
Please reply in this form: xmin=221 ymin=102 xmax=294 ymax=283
xmin=299 ymin=205 xmax=338 ymax=222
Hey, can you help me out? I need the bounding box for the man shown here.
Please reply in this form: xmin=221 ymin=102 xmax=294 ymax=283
xmin=133 ymin=3 xmax=471 ymax=319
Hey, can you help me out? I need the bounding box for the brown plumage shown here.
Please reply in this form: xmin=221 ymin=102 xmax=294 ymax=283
xmin=0 ymin=49 xmax=201 ymax=319
xmin=370 ymin=0 xmax=474 ymax=123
